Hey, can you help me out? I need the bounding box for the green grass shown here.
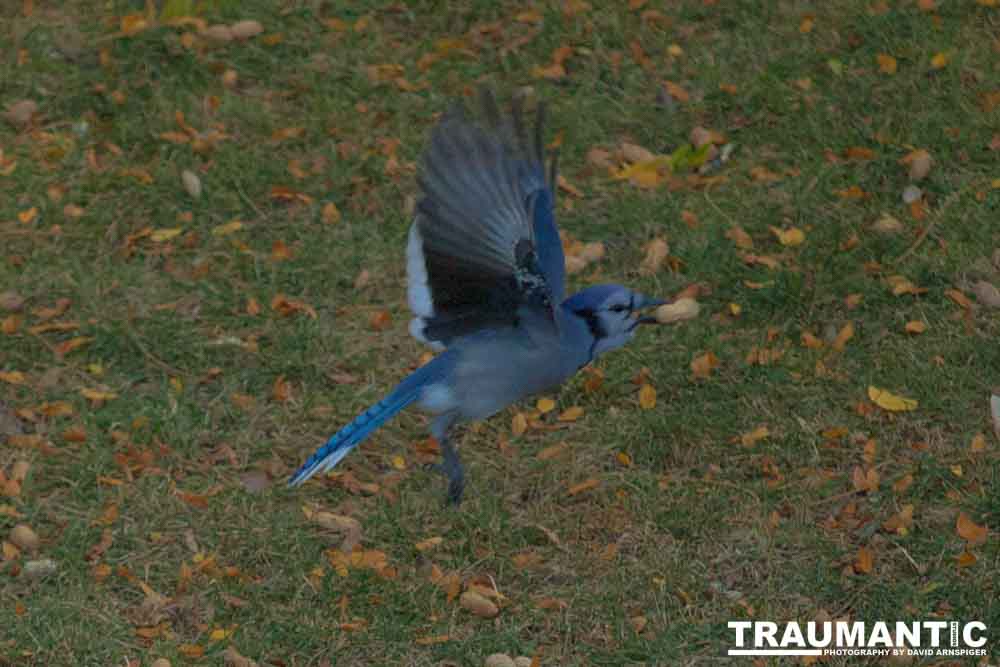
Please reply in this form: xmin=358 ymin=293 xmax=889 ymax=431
xmin=1 ymin=1 xmax=998 ymax=665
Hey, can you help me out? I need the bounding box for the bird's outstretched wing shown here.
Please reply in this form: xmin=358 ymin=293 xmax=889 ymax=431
xmin=406 ymin=87 xmax=565 ymax=349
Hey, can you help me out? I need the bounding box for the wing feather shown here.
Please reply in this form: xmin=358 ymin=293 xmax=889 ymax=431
xmin=407 ymin=88 xmax=565 ymax=348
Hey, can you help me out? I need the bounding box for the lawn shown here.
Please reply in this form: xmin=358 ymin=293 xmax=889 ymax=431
xmin=1 ymin=0 xmax=998 ymax=665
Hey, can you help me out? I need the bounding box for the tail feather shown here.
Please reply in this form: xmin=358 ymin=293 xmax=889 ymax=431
xmin=287 ymin=354 xmax=452 ymax=487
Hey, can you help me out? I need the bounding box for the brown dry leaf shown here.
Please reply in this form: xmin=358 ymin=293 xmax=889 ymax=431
xmin=900 ymin=149 xmax=932 ymax=181
xmin=587 ymin=147 xmax=614 ymax=170
xmin=638 ymin=384 xmax=656 ymax=409
xmin=414 ymin=536 xmax=443 ymax=552
xmin=536 ymin=443 xmax=568 ymax=461
xmin=872 ymin=213 xmax=904 ymax=234
xmin=3 ymin=100 xmax=37 ymax=129
xmin=690 ymin=351 xmax=720 ymax=379
xmin=511 ymin=413 xmax=528 ymax=436
xmin=230 ymin=20 xmax=264 ymax=40
xmin=893 ymin=474 xmax=914 ymax=494
xmin=80 ymin=387 xmax=117 ymax=402
xmin=640 ymin=238 xmax=669 ymax=275
xmin=882 ymin=504 xmax=914 ymax=535
xmin=54 ymin=336 xmax=92 ymax=358
xmin=567 ymin=478 xmax=600 ymax=496
xmin=886 ymin=275 xmax=927 ymax=296
xmin=904 ymin=320 xmax=927 ymax=334
xmin=739 ymin=426 xmax=769 ymax=447
xmin=322 ymin=202 xmax=342 ymax=224
xmin=956 ymin=512 xmax=988 ymax=545
xmin=801 ymin=332 xmax=824 ymax=349
xmin=831 ymin=322 xmax=855 ymax=351
xmin=956 ymin=550 xmax=977 ymax=568
xmin=852 ymin=466 xmax=879 ymax=493
xmin=971 ymin=281 xmax=1000 ymax=308
xmin=944 ymin=288 xmax=973 ymax=310
xmin=270 ymin=294 xmax=317 ymax=319
xmin=270 ymin=240 xmax=294 ymax=262
xmin=662 ymin=80 xmax=689 ymax=103
xmin=532 ymin=62 xmax=565 ymax=80
xmin=854 ymin=546 xmax=874 ymax=574
xmin=621 ymin=142 xmax=655 ymax=163
xmin=868 ymin=386 xmax=917 ymax=412
xmin=369 ymin=310 xmax=392 ymax=331
xmin=725 ymin=225 xmax=753 ymax=249
xmin=460 ymin=590 xmax=499 ymax=618
xmin=272 ymin=376 xmax=291 ymax=403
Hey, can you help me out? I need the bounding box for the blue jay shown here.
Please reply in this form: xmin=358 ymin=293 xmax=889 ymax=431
xmin=289 ymin=88 xmax=665 ymax=503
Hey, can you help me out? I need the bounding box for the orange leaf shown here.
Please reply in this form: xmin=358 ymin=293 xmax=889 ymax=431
xmin=272 ymin=375 xmax=291 ymax=403
xmin=690 ymin=351 xmax=720 ymax=379
xmin=876 ymin=53 xmax=897 ymax=74
xmin=662 ymin=81 xmax=689 ymax=103
xmin=956 ymin=512 xmax=988 ymax=545
xmin=567 ymin=478 xmax=600 ymax=496
xmin=831 ymin=322 xmax=854 ymax=351
xmin=854 ymin=546 xmax=874 ymax=574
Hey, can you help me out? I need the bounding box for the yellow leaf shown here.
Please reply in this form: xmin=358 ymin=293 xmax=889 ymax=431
xmin=17 ymin=207 xmax=37 ymax=224
xmin=970 ymin=433 xmax=986 ymax=453
xmin=150 ymin=228 xmax=182 ymax=242
xmin=391 ymin=455 xmax=406 ymax=470
xmin=904 ymin=320 xmax=926 ymax=334
xmin=769 ymin=226 xmax=805 ymax=247
xmin=876 ymin=53 xmax=897 ymax=74
xmin=930 ymin=51 xmax=950 ymax=69
xmin=536 ymin=397 xmax=556 ymax=414
xmin=616 ymin=451 xmax=633 ymax=467
xmin=511 ymin=413 xmax=527 ymax=436
xmin=613 ymin=157 xmax=669 ymax=188
xmin=0 ymin=371 xmax=26 ymax=384
xmin=414 ymin=536 xmax=443 ymax=552
xmin=557 ymin=406 xmax=584 ymax=422
xmin=799 ymin=15 xmax=814 ymax=33
xmin=120 ymin=13 xmax=149 ymax=36
xmin=867 ymin=386 xmax=917 ymax=412
xmin=80 ymin=387 xmax=117 ymax=401
xmin=956 ymin=512 xmax=988 ymax=545
xmin=212 ymin=220 xmax=243 ymax=236
xmin=638 ymin=383 xmax=656 ymax=409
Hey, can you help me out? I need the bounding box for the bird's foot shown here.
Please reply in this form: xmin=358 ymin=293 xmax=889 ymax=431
xmin=424 ymin=446 xmax=464 ymax=505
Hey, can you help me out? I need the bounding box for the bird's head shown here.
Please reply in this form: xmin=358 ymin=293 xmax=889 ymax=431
xmin=564 ymin=284 xmax=666 ymax=359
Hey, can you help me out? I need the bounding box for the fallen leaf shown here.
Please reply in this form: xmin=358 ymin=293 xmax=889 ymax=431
xmin=876 ymin=53 xmax=897 ymax=74
xmin=272 ymin=376 xmax=291 ymax=403
xmin=638 ymin=383 xmax=656 ymax=409
xmin=900 ymin=149 xmax=932 ymax=181
xmin=567 ymin=478 xmax=600 ymax=496
xmin=739 ymin=426 xmax=769 ymax=447
xmin=414 ymin=536 xmax=443 ymax=552
xmin=930 ymin=51 xmax=950 ymax=69
xmin=868 ymin=386 xmax=917 ymax=412
xmin=0 ymin=371 xmax=26 ymax=385
xmin=872 ymin=213 xmax=904 ymax=234
xmin=3 ymin=100 xmax=38 ymax=129
xmin=969 ymin=433 xmax=986 ymax=453
xmin=725 ymin=225 xmax=753 ymax=249
xmin=770 ymin=226 xmax=805 ymax=247
xmin=558 ymin=406 xmax=583 ymax=422
xmin=956 ymin=512 xmax=988 ymax=545
xmin=854 ymin=546 xmax=874 ymax=574
xmin=904 ymin=321 xmax=927 ymax=334
xmin=640 ymin=238 xmax=669 ymax=274
xmin=831 ymin=322 xmax=854 ymax=351
xmin=690 ymin=351 xmax=720 ymax=379
xmin=944 ymin=289 xmax=972 ymax=309
xmin=536 ymin=397 xmax=556 ymax=414
xmin=662 ymin=80 xmax=689 ymax=103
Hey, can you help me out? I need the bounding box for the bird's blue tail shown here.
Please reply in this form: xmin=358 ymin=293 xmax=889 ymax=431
xmin=287 ymin=355 xmax=450 ymax=487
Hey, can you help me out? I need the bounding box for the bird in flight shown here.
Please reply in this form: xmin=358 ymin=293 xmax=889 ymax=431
xmin=289 ymin=88 xmax=665 ymax=503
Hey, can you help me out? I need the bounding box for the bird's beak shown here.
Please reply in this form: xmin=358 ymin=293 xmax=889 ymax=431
xmin=632 ymin=295 xmax=669 ymax=327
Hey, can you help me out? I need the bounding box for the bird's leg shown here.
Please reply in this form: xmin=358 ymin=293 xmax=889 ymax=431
xmin=427 ymin=413 xmax=464 ymax=505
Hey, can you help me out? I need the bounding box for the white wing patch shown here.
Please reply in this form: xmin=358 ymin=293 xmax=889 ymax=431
xmin=419 ymin=383 xmax=456 ymax=414
xmin=406 ymin=221 xmax=445 ymax=349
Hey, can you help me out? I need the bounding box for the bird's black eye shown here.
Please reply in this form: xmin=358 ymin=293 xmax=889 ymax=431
xmin=609 ymin=304 xmax=627 ymax=313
